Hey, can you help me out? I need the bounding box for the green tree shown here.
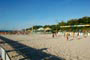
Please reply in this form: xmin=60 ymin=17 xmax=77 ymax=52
xmin=58 ymin=21 xmax=67 ymax=26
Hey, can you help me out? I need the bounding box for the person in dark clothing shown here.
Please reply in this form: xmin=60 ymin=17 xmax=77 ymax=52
xmin=51 ymin=30 xmax=58 ymax=38
xmin=52 ymin=30 xmax=55 ymax=38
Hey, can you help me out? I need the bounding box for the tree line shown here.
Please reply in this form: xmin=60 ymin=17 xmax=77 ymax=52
xmin=25 ymin=16 xmax=90 ymax=32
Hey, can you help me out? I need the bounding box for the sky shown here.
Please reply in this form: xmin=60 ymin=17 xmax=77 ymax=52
xmin=0 ymin=0 xmax=90 ymax=30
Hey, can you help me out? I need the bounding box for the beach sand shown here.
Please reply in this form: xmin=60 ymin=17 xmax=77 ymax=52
xmin=1 ymin=33 xmax=90 ymax=60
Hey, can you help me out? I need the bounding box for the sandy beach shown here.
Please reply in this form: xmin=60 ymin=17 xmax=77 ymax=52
xmin=0 ymin=33 xmax=90 ymax=60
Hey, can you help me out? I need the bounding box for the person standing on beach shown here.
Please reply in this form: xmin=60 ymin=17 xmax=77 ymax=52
xmin=63 ymin=32 xmax=66 ymax=37
xmin=83 ymin=30 xmax=87 ymax=38
xmin=51 ymin=29 xmax=58 ymax=38
xmin=66 ymin=32 xmax=70 ymax=40
xmin=77 ymin=32 xmax=80 ymax=39
xmin=83 ymin=30 xmax=88 ymax=38
xmin=72 ymin=32 xmax=75 ymax=40
xmin=51 ymin=30 xmax=55 ymax=38
xmin=77 ymin=32 xmax=79 ymax=36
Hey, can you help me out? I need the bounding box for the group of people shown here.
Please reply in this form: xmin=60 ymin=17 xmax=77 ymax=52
xmin=51 ymin=30 xmax=89 ymax=40
xmin=64 ymin=31 xmax=89 ymax=40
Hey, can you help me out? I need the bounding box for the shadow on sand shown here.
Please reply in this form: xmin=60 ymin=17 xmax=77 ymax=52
xmin=0 ymin=35 xmax=65 ymax=60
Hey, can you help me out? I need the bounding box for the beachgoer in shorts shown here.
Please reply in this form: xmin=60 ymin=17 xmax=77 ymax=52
xmin=66 ymin=32 xmax=69 ymax=40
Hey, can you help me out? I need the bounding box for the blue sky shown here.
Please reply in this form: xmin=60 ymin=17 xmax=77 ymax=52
xmin=0 ymin=0 xmax=90 ymax=30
